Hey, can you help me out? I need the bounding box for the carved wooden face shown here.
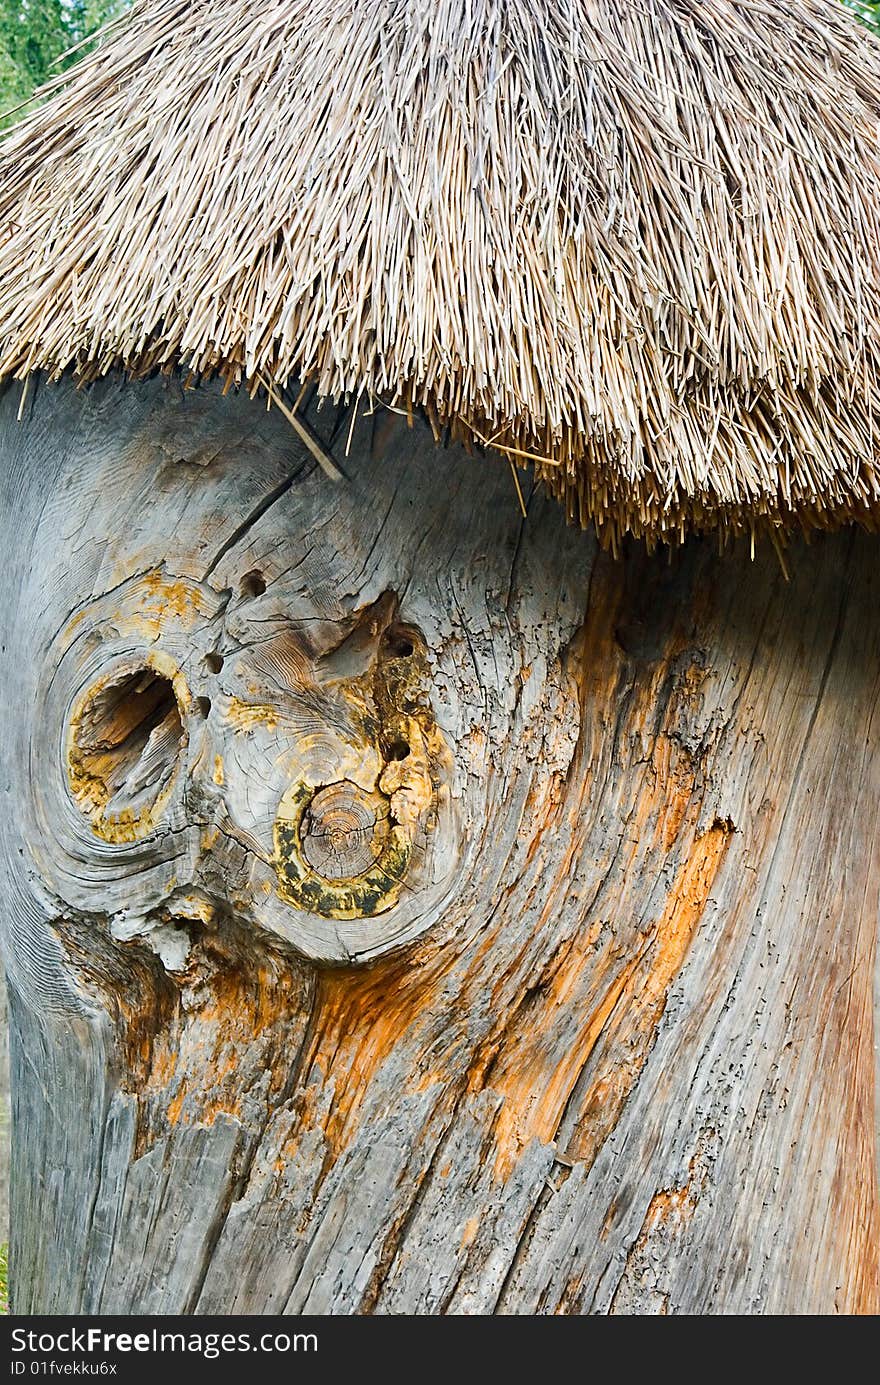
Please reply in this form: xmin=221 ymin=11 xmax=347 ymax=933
xmin=3 ymin=375 xmax=878 ymax=1316
xmin=3 ymin=375 xmax=589 ymax=975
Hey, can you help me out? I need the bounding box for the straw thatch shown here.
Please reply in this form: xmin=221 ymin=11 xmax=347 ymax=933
xmin=2 ymin=0 xmax=880 ymax=544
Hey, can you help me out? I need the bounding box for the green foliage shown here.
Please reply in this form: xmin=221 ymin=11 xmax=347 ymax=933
xmin=0 ymin=1243 xmax=7 ymax=1315
xmin=1 ymin=2 xmax=879 ymax=132
xmin=0 ymin=1 xmax=127 ymax=125
xmin=844 ymin=2 xmax=880 ymax=34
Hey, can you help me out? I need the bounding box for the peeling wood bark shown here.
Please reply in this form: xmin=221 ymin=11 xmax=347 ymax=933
xmin=0 ymin=374 xmax=877 ymax=1315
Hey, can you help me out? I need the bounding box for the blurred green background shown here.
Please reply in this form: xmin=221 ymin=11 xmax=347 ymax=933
xmin=1 ymin=2 xmax=879 ymax=129
xmin=1 ymin=1 xmax=127 ymax=126
xmin=845 ymin=1 xmax=880 ymax=33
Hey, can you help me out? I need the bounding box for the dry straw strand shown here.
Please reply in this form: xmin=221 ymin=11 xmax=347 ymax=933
xmin=0 ymin=0 xmax=879 ymax=544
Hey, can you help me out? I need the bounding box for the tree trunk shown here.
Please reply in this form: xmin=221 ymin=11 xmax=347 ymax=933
xmin=1 ymin=373 xmax=877 ymax=1316
xmin=0 ymin=976 xmax=8 ymax=1249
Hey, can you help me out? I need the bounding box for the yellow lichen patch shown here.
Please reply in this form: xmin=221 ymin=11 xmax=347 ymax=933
xmin=225 ymin=696 xmax=279 ymax=735
xmin=213 ymin=754 xmax=224 ymax=786
xmin=268 ymin=608 xmax=450 ymax=922
xmin=378 ymin=719 xmax=435 ymax=833
xmin=122 ymin=572 xmax=210 ymax=641
xmin=165 ymin=893 xmax=215 ymax=928
xmin=274 ymin=778 xmax=412 ymax=920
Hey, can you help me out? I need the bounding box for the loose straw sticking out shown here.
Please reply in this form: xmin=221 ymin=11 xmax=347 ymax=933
xmin=257 ymin=374 xmax=344 ymax=482
xmin=0 ymin=0 xmax=880 ymax=545
xmin=508 ymin=457 xmax=528 ymax=519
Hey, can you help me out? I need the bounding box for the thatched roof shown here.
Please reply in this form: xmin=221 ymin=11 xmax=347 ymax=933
xmin=2 ymin=0 xmax=880 ymax=544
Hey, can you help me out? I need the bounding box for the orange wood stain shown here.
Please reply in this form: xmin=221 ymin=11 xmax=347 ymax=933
xmin=487 ymin=820 xmax=732 ymax=1180
xmin=299 ymin=958 xmax=445 ymax=1157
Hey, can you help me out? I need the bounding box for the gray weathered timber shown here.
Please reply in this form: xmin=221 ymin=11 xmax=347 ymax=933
xmin=0 ymin=373 xmax=877 ymax=1315
xmin=0 ymin=974 xmax=8 ymax=1247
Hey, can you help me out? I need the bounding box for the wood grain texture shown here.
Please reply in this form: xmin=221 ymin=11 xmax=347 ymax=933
xmin=0 ymin=374 xmax=877 ymax=1315
xmin=0 ymin=977 xmax=8 ymax=1247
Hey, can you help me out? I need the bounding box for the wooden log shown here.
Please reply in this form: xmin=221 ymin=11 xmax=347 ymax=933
xmin=0 ymin=373 xmax=877 ymax=1315
xmin=0 ymin=977 xmax=8 ymax=1249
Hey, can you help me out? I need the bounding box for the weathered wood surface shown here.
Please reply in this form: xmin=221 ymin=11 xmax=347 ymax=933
xmin=0 ymin=373 xmax=877 ymax=1315
xmin=0 ymin=976 xmax=8 ymax=1247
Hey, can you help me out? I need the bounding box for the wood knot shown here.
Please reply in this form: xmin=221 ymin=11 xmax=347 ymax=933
xmin=300 ymin=781 xmax=390 ymax=880
xmin=66 ymin=661 xmax=186 ymax=842
xmin=273 ymin=778 xmax=411 ymax=920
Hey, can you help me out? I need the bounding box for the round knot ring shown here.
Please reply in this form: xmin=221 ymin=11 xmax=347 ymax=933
xmin=273 ymin=778 xmax=412 ymax=920
xmin=300 ymin=780 xmax=390 ymax=880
